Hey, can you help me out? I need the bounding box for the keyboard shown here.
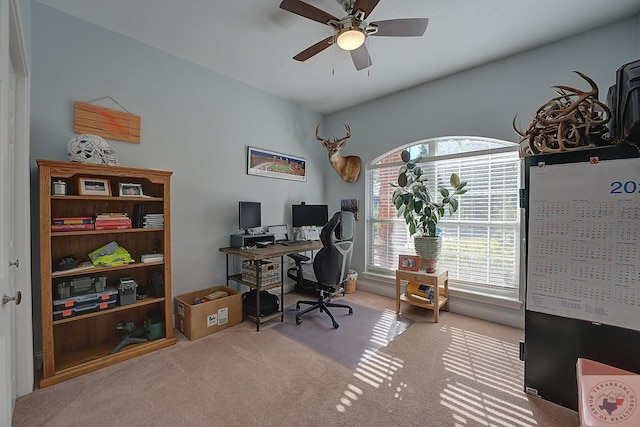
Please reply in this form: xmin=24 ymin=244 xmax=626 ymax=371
xmin=281 ymin=240 xmax=307 ymax=246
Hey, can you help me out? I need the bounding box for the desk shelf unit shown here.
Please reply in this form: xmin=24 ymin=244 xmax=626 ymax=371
xmin=38 ymin=159 xmax=176 ymax=388
xmin=220 ymin=241 xmax=322 ymax=331
xmin=228 ymin=272 xmax=283 ymax=327
xmin=395 ymin=268 xmax=449 ymax=322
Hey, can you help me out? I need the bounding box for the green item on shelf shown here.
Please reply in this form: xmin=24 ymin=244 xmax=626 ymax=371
xmin=144 ymin=312 xmax=165 ymax=341
xmin=110 ymin=321 xmax=147 ymax=354
xmin=88 ymin=241 xmax=134 ymax=267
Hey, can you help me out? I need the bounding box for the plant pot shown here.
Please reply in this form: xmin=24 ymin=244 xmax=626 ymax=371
xmin=414 ymin=236 xmax=442 ymax=261
xmin=419 ymin=259 xmax=438 ymax=274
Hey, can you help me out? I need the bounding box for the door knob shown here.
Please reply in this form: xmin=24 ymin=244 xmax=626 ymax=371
xmin=2 ymin=291 xmax=21 ymax=305
xmin=9 ymin=259 xmax=19 ymax=268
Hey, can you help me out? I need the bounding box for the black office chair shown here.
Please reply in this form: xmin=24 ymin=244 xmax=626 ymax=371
xmin=287 ymin=211 xmax=354 ymax=328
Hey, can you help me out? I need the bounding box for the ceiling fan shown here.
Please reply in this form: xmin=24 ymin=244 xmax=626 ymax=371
xmin=279 ymin=0 xmax=429 ymax=71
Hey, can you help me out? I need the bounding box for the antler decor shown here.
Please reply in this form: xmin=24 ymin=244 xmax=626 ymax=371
xmin=513 ymin=71 xmax=611 ymax=157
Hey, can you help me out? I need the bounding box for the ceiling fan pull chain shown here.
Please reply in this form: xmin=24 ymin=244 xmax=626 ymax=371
xmin=367 ymin=38 xmax=370 ymax=76
xmin=332 ymin=44 xmax=336 ymax=76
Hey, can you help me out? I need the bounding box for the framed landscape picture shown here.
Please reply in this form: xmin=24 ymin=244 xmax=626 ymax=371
xmin=119 ymin=183 xmax=143 ymax=197
xmin=247 ymin=147 xmax=307 ymax=182
xmin=78 ymin=177 xmax=111 ymax=196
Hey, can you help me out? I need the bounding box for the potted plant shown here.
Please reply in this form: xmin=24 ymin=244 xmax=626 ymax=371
xmin=390 ymin=149 xmax=468 ymax=265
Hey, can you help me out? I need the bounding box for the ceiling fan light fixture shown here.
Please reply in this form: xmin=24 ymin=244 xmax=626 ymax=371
xmin=336 ymin=28 xmax=365 ymax=51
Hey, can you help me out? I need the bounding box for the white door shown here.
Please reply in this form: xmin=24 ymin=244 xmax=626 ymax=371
xmin=1 ymin=0 xmax=31 ymax=422
xmin=0 ymin=70 xmax=18 ymax=425
xmin=0 ymin=3 xmax=13 ymax=424
xmin=1 ymin=0 xmax=16 ymax=421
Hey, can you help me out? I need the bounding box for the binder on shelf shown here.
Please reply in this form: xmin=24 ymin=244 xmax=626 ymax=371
xmin=95 ymin=219 xmax=131 ymax=225
xmin=94 ymin=212 xmax=132 ymax=230
xmin=53 ymin=216 xmax=93 ymax=221
xmin=52 ymin=217 xmax=94 ymax=225
xmin=95 ymin=224 xmax=132 ymax=230
xmin=95 ymin=212 xmax=129 ymax=217
xmin=133 ymin=203 xmax=145 ymax=228
xmin=51 ymin=223 xmax=95 ymax=231
xmin=143 ymin=213 xmax=164 ymax=228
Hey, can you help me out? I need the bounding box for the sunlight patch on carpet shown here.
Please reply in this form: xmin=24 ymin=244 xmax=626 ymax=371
xmin=337 ymin=349 xmax=407 ymax=413
xmin=439 ymin=325 xmax=538 ymax=426
xmin=274 ymin=302 xmax=413 ymax=370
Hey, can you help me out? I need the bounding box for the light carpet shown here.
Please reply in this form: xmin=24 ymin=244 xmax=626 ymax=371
xmin=273 ymin=301 xmax=414 ymax=369
xmin=13 ymin=291 xmax=580 ymax=426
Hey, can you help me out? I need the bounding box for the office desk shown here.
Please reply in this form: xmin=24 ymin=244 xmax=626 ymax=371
xmin=219 ymin=241 xmax=322 ymax=331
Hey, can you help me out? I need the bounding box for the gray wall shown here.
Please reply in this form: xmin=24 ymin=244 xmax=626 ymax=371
xmin=16 ymin=0 xmax=31 ymax=68
xmin=29 ymin=3 xmax=325 ymax=350
xmin=29 ymin=1 xmax=640 ymax=343
xmin=323 ymin=15 xmax=640 ymax=326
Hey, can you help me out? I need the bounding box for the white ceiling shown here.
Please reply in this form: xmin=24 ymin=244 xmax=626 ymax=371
xmin=37 ymin=0 xmax=640 ymax=114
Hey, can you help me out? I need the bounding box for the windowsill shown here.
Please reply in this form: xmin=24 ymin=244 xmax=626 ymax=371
xmin=362 ymin=271 xmax=523 ymax=310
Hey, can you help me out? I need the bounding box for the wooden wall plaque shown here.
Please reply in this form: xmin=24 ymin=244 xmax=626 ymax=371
xmin=74 ymin=101 xmax=141 ymax=144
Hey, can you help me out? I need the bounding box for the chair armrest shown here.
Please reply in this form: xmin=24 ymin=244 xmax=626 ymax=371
xmin=288 ymin=253 xmax=310 ymax=264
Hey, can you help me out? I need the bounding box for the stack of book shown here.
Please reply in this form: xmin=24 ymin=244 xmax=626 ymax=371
xmin=143 ymin=213 xmax=164 ymax=229
xmin=94 ymin=213 xmax=132 ymax=230
xmin=51 ymin=216 xmax=95 ymax=232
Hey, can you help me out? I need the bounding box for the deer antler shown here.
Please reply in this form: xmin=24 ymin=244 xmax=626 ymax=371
xmin=315 ymin=124 xmax=325 ymax=145
xmin=342 ymin=123 xmax=351 ymax=140
xmin=316 ymin=124 xmax=351 ymax=147
xmin=512 ymin=71 xmax=611 ymax=156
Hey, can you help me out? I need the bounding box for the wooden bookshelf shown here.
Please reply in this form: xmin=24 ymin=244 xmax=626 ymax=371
xmin=38 ymin=159 xmax=175 ymax=388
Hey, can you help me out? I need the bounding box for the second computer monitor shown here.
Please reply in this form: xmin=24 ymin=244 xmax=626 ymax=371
xmin=292 ymin=204 xmax=329 ymax=228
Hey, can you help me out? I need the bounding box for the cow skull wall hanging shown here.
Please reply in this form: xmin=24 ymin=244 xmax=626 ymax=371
xmin=316 ymin=123 xmax=361 ymax=182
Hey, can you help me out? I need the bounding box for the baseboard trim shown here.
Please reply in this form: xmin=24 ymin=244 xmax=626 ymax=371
xmin=356 ymin=280 xmax=524 ymax=329
xmin=448 ymin=298 xmax=524 ymax=329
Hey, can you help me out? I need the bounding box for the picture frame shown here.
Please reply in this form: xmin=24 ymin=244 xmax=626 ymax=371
xmin=247 ymin=146 xmax=307 ymax=182
xmin=78 ymin=177 xmax=111 ymax=196
xmin=398 ymin=254 xmax=419 ymax=271
xmin=119 ymin=183 xmax=143 ymax=197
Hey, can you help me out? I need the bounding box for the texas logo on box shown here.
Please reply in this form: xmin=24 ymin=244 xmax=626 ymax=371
xmin=587 ymin=380 xmax=637 ymax=424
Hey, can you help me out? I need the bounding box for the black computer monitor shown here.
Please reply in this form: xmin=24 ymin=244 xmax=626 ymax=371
xmin=239 ymin=201 xmax=261 ymax=234
xmin=292 ymin=204 xmax=329 ymax=227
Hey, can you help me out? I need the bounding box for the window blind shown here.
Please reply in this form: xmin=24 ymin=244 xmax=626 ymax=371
xmin=366 ymin=140 xmax=521 ymax=298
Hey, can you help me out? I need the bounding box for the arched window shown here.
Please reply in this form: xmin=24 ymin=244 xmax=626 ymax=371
xmin=365 ymin=136 xmax=521 ymax=299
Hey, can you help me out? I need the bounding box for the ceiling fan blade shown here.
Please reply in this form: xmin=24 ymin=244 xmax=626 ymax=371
xmin=293 ymin=36 xmax=334 ymax=62
xmin=370 ymin=18 xmax=429 ymax=37
xmin=350 ymin=44 xmax=372 ymax=71
xmin=279 ymin=0 xmax=339 ymax=25
xmin=352 ymin=0 xmax=381 ymax=19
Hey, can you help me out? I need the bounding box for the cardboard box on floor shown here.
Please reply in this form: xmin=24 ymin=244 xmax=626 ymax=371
xmin=175 ymin=286 xmax=242 ymax=340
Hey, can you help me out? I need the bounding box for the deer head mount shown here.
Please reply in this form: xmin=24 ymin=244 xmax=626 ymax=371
xmin=316 ymin=123 xmax=361 ymax=183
